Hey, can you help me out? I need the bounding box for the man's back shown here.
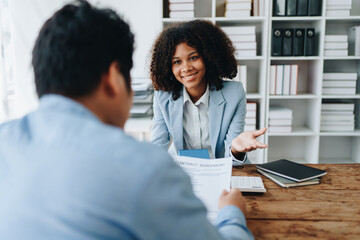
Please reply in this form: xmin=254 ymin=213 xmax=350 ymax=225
xmin=0 ymin=95 xmax=227 ymax=239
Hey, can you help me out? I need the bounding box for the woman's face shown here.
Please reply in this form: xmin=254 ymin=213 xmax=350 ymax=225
xmin=171 ymin=43 xmax=206 ymax=96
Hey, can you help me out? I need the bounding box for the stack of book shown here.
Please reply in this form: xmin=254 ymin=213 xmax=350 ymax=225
xmin=348 ymin=25 xmax=360 ymax=56
xmin=324 ymin=35 xmax=348 ymax=56
xmin=221 ymin=26 xmax=257 ymax=57
xmin=272 ymin=28 xmax=315 ymax=56
xmin=229 ymin=65 xmax=247 ymax=92
xmin=268 ymin=107 xmax=293 ymax=133
xmin=245 ymin=102 xmax=257 ymax=131
xmin=326 ymin=0 xmax=352 ymax=17
xmin=273 ymin=0 xmax=321 ymax=16
xmin=322 ymin=72 xmax=357 ymax=95
xmin=320 ymin=102 xmax=355 ymax=132
xmin=256 ymin=159 xmax=327 ymax=188
xmin=168 ymin=0 xmax=194 ymax=19
xmin=269 ymin=64 xmax=298 ymax=95
xmin=224 ymin=0 xmax=251 ymax=18
xmin=130 ymin=79 xmax=153 ymax=118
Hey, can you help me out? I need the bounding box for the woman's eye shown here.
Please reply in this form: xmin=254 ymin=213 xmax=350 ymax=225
xmin=173 ymin=60 xmax=181 ymax=64
xmin=190 ymin=56 xmax=198 ymax=60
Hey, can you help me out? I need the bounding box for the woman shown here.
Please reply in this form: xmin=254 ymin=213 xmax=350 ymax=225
xmin=149 ymin=20 xmax=266 ymax=164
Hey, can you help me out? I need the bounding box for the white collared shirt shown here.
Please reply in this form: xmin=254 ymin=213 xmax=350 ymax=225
xmin=182 ymin=85 xmax=214 ymax=158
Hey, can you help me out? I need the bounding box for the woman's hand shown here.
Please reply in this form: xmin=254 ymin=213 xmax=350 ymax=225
xmin=231 ymin=128 xmax=268 ymax=155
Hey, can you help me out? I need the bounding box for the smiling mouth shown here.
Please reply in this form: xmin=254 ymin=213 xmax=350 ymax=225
xmin=181 ymin=72 xmax=198 ymax=81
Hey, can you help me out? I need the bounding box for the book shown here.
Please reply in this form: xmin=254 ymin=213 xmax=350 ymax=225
xmin=321 ymin=114 xmax=354 ymax=121
xmin=268 ymin=125 xmax=292 ymax=133
xmin=221 ymin=26 xmax=256 ymax=35
xmin=320 ymin=124 xmax=355 ymax=132
xmin=169 ymin=3 xmax=194 ymax=11
xmin=322 ymin=87 xmax=356 ymax=95
xmin=286 ymin=0 xmax=297 ymax=16
xmin=234 ymin=65 xmax=247 ymax=92
xmin=326 ymin=10 xmax=350 ymax=16
xmin=178 ymin=149 xmax=210 ymax=159
xmin=257 ymin=169 xmax=320 ymax=188
xmin=275 ymin=65 xmax=284 ymax=95
xmin=169 ymin=11 xmax=194 ymax=18
xmin=235 ymin=49 xmax=256 ymax=57
xmin=290 ymin=64 xmax=298 ymax=95
xmin=225 ymin=10 xmax=251 ymax=17
xmin=323 ymin=72 xmax=357 ymax=80
xmin=324 ymin=42 xmax=348 ymax=50
xmin=229 ymin=35 xmax=256 ymax=42
xmin=256 ymin=159 xmax=327 ymax=182
xmin=268 ymin=119 xmax=292 ymax=125
xmin=327 ymin=0 xmax=352 ymax=4
xmin=269 ymin=106 xmax=293 ymax=119
xmin=305 ymin=28 xmax=315 ymax=56
xmin=324 ymin=49 xmax=348 ymax=56
xmin=246 ymin=102 xmax=257 ymax=111
xmin=293 ymin=28 xmax=305 ymax=56
xmin=297 ymin=0 xmax=308 ymax=16
xmin=233 ymin=42 xmax=257 ymax=49
xmin=282 ymin=65 xmax=291 ymax=95
xmin=322 ymin=80 xmax=356 ymax=87
xmin=308 ymin=0 xmax=321 ymax=16
xmin=270 ymin=65 xmax=277 ymax=95
xmin=326 ymin=4 xmax=352 ymax=10
xmin=273 ymin=0 xmax=286 ymax=16
xmin=325 ymin=35 xmax=348 ymax=42
xmin=272 ymin=28 xmax=283 ymax=56
xmin=226 ymin=2 xmax=252 ymax=10
xmin=169 ymin=0 xmax=194 ymax=2
xmin=245 ymin=117 xmax=256 ymax=124
xmin=348 ymin=26 xmax=360 ymax=56
xmin=321 ymin=103 xmax=355 ymax=111
xmin=282 ymin=29 xmax=294 ymax=56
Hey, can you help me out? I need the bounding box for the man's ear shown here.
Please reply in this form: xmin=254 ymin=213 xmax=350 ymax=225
xmin=103 ymin=62 xmax=122 ymax=97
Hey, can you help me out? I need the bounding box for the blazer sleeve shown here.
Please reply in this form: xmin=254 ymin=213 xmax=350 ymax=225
xmin=150 ymin=91 xmax=170 ymax=150
xmin=224 ymin=83 xmax=246 ymax=157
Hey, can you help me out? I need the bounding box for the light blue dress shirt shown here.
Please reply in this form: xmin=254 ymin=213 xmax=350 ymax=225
xmin=0 ymin=94 xmax=253 ymax=240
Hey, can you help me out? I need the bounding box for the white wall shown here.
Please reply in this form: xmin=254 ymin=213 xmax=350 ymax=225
xmin=6 ymin=0 xmax=162 ymax=117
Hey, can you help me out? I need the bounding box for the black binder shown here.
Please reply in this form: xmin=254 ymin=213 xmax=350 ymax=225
xmin=286 ymin=0 xmax=297 ymax=16
xmin=273 ymin=0 xmax=286 ymax=16
xmin=297 ymin=0 xmax=308 ymax=16
xmin=305 ymin=28 xmax=315 ymax=56
xmin=308 ymin=0 xmax=321 ymax=16
xmin=293 ymin=28 xmax=305 ymax=56
xmin=272 ymin=28 xmax=283 ymax=56
xmin=282 ymin=29 xmax=294 ymax=56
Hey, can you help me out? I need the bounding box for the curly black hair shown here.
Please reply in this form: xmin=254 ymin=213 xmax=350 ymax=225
xmin=150 ymin=20 xmax=238 ymax=100
xmin=32 ymin=0 xmax=134 ymax=98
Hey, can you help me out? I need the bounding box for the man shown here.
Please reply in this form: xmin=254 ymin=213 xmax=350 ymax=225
xmin=0 ymin=1 xmax=254 ymax=239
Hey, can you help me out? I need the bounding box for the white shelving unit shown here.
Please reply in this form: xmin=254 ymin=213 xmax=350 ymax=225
xmin=161 ymin=0 xmax=360 ymax=164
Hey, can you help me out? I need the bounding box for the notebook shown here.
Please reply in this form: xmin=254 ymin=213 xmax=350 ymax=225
xmin=178 ymin=149 xmax=210 ymax=159
xmin=256 ymin=159 xmax=327 ymax=182
xmin=257 ymin=169 xmax=320 ymax=188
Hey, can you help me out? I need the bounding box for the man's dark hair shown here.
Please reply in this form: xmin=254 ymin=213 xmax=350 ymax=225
xmin=150 ymin=20 xmax=237 ymax=100
xmin=32 ymin=0 xmax=134 ymax=98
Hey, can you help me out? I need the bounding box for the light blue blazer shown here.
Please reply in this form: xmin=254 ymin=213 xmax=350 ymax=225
xmin=151 ymin=81 xmax=246 ymax=158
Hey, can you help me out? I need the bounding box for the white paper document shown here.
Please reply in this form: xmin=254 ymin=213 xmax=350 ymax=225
xmin=174 ymin=156 xmax=233 ymax=222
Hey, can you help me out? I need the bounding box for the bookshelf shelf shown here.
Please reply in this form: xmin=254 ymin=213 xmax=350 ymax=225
xmin=271 ymin=17 xmax=323 ymax=21
xmin=270 ymin=56 xmax=321 ymax=60
xmin=160 ymin=0 xmax=360 ymax=164
xmin=321 ymin=95 xmax=360 ymax=99
xmin=269 ymin=94 xmax=318 ymax=99
xmin=215 ymin=16 xmax=265 ymax=22
xmin=320 ymin=130 xmax=360 ymax=137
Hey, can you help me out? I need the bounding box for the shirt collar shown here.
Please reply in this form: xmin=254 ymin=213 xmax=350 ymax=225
xmin=183 ymin=84 xmax=209 ymax=107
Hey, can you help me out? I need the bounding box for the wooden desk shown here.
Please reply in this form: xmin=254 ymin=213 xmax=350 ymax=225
xmin=233 ymin=164 xmax=360 ymax=240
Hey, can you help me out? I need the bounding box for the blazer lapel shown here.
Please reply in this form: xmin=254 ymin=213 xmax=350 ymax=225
xmin=209 ymin=89 xmax=225 ymax=158
xmin=169 ymin=93 xmax=184 ymax=152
